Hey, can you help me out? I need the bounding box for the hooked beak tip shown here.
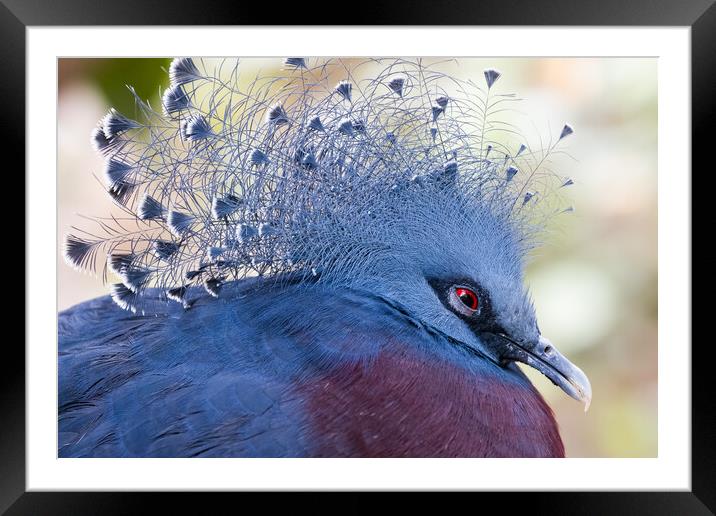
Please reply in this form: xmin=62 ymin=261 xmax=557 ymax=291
xmin=571 ymin=369 xmax=592 ymax=412
xmin=578 ymin=378 xmax=592 ymax=412
xmin=560 ymin=352 xmax=592 ymax=412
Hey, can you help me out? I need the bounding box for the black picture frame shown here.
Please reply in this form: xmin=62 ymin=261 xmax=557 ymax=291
xmin=7 ymin=0 xmax=710 ymax=512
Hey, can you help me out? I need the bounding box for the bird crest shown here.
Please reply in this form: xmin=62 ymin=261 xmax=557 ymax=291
xmin=64 ymin=57 xmax=575 ymax=314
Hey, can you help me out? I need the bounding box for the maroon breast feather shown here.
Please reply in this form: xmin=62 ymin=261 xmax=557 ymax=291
xmin=297 ymin=339 xmax=564 ymax=458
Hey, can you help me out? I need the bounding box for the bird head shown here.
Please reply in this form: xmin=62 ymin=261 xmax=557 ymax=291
xmin=415 ymin=206 xmax=590 ymax=409
xmin=64 ymin=57 xmax=590 ymax=408
xmin=311 ymin=174 xmax=591 ymax=410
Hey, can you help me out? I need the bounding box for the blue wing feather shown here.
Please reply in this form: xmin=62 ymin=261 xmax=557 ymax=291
xmin=58 ymin=276 xmax=396 ymax=457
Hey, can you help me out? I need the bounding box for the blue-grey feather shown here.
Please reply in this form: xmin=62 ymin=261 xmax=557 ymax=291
xmin=162 ymin=85 xmax=191 ymax=116
xmin=137 ymin=195 xmax=165 ymax=221
xmin=206 ymin=246 xmax=225 ymax=261
xmin=335 ymin=80 xmax=352 ymax=102
xmin=283 ymin=57 xmax=307 ymax=69
xmin=102 ymin=109 xmax=139 ymax=138
xmin=236 ymin=224 xmax=257 ymax=244
xmin=104 ymin=159 xmax=132 ymax=188
xmin=184 ymin=115 xmax=213 ymax=141
xmin=337 ymin=119 xmax=355 ymax=136
xmin=431 ymin=106 xmax=444 ymax=122
xmin=169 ymin=57 xmax=201 ymax=87
xmin=109 ymin=283 xmax=140 ymax=313
xmin=64 ymin=236 xmax=94 ymax=270
xmin=203 ymin=277 xmax=222 ymax=298
xmin=388 ymin=77 xmax=404 ymax=97
xmin=121 ymin=267 xmax=152 ymax=292
xmin=108 ymin=253 xmax=134 ymax=276
xmin=167 ymin=210 xmax=194 ymax=237
xmin=267 ymin=104 xmax=289 ymax=125
xmin=484 ymin=68 xmax=501 ymax=88
xmin=90 ymin=126 xmax=115 ymax=155
xmin=308 ymin=116 xmax=325 ymax=132
xmin=153 ymin=240 xmax=181 ymax=261
xmin=436 ymin=95 xmax=449 ymax=108
xmin=107 ymin=181 xmax=135 ymax=205
xmin=166 ymin=285 xmax=188 ymax=304
xmin=559 ymin=124 xmax=574 ymax=139
xmin=250 ymin=148 xmax=270 ymax=166
xmin=211 ymin=195 xmax=242 ymax=220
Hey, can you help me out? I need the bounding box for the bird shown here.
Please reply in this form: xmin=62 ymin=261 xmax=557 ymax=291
xmin=60 ymin=57 xmax=591 ymax=457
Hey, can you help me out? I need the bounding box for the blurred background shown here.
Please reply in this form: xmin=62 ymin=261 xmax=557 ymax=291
xmin=57 ymin=57 xmax=657 ymax=458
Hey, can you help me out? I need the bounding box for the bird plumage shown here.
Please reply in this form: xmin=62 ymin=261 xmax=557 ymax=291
xmin=60 ymin=57 xmax=588 ymax=457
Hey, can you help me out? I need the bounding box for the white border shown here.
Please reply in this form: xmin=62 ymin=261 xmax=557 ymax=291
xmin=27 ymin=27 xmax=690 ymax=490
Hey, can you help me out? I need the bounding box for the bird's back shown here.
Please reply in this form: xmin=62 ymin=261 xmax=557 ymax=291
xmin=59 ymin=276 xmax=563 ymax=457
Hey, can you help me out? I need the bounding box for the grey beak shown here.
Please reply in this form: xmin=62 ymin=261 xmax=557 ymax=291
xmin=502 ymin=334 xmax=592 ymax=411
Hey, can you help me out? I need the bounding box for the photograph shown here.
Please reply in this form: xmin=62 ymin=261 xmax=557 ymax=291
xmin=57 ymin=56 xmax=657 ymax=458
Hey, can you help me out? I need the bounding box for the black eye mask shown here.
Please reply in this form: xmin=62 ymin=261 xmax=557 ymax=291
xmin=426 ymin=276 xmax=504 ymax=336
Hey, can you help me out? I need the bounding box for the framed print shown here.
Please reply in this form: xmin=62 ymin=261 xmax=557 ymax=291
xmin=8 ymin=0 xmax=710 ymax=512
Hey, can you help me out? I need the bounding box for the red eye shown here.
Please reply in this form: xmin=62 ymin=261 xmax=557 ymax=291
xmin=455 ymin=287 xmax=479 ymax=311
